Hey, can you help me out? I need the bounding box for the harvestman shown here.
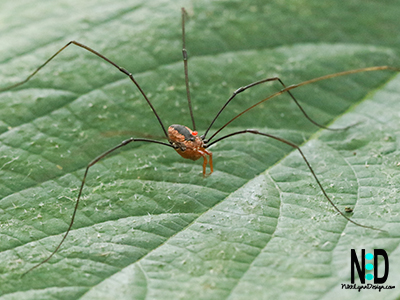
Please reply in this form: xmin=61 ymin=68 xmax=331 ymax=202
xmin=0 ymin=8 xmax=397 ymax=276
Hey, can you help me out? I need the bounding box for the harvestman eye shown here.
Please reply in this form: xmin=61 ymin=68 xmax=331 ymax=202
xmin=0 ymin=7 xmax=397 ymax=277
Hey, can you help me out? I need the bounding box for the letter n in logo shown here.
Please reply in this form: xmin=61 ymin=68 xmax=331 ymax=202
xmin=351 ymin=249 xmax=365 ymax=283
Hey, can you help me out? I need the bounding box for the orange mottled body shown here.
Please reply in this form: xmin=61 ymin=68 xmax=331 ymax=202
xmin=168 ymin=124 xmax=213 ymax=175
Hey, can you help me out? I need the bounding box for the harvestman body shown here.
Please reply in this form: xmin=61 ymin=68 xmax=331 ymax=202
xmin=0 ymin=8 xmax=397 ymax=276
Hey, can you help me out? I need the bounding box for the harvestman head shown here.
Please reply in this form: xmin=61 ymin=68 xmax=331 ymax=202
xmin=0 ymin=8 xmax=398 ymax=276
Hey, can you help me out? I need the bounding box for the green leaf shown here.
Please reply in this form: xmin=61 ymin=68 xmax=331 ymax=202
xmin=1 ymin=0 xmax=400 ymax=299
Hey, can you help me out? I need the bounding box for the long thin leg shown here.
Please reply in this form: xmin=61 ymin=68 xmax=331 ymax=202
xmin=202 ymin=76 xmax=351 ymax=140
xmin=181 ymin=7 xmax=196 ymax=131
xmin=203 ymin=77 xmax=283 ymax=139
xmin=0 ymin=41 xmax=169 ymax=139
xmin=21 ymin=138 xmax=173 ymax=277
xmin=206 ymin=66 xmax=400 ymax=143
xmin=206 ymin=129 xmax=386 ymax=232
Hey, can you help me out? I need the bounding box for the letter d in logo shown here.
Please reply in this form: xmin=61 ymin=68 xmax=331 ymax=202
xmin=374 ymin=249 xmax=389 ymax=284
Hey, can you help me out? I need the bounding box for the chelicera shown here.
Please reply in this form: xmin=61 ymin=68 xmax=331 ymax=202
xmin=0 ymin=8 xmax=396 ymax=276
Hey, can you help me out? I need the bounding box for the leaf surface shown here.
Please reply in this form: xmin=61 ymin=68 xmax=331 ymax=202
xmin=0 ymin=0 xmax=400 ymax=299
